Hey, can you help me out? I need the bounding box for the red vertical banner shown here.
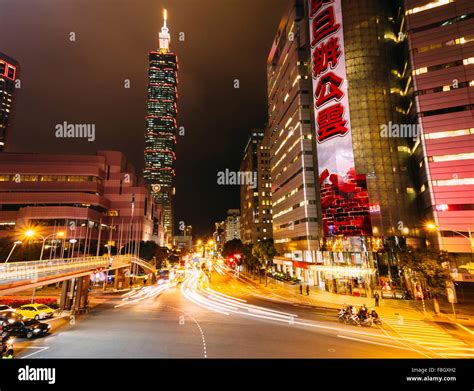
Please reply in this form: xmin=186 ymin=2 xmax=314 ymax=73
xmin=309 ymin=0 xmax=371 ymax=237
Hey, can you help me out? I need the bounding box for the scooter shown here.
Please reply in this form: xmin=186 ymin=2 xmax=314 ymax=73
xmin=1 ymin=332 xmax=14 ymax=359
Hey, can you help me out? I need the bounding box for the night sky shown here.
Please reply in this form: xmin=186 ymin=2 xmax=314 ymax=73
xmin=0 ymin=0 xmax=289 ymax=237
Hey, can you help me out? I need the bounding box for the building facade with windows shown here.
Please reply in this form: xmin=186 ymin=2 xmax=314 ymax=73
xmin=404 ymin=0 xmax=474 ymax=263
xmin=240 ymin=129 xmax=273 ymax=244
xmin=266 ymin=0 xmax=320 ymax=275
xmin=0 ymin=151 xmax=164 ymax=256
xmin=225 ymin=209 xmax=241 ymax=242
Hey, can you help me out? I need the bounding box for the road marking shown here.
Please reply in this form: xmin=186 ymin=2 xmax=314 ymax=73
xmin=20 ymin=346 xmax=49 ymax=359
xmin=337 ymin=335 xmax=420 ymax=353
xmin=456 ymin=323 xmax=474 ymax=336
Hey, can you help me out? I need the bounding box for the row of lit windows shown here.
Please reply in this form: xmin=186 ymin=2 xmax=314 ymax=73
xmin=424 ymin=128 xmax=474 ymax=140
xmin=432 ymin=178 xmax=474 ymax=186
xmin=430 ymin=152 xmax=474 ymax=162
xmin=406 ymin=0 xmax=453 ymax=15
xmin=413 ymin=57 xmax=474 ymax=76
xmin=414 ymin=35 xmax=474 ymax=54
xmin=0 ymin=175 xmax=102 ymax=183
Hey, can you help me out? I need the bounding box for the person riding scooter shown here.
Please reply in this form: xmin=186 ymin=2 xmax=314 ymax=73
xmin=1 ymin=327 xmax=14 ymax=359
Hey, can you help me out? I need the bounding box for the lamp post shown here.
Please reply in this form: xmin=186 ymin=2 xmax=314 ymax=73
xmin=426 ymin=223 xmax=473 ymax=317
xmin=25 ymin=230 xmax=65 ymax=261
xmin=4 ymin=241 xmax=22 ymax=263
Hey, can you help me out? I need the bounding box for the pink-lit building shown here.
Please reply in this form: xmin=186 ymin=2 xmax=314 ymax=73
xmin=0 ymin=151 xmax=165 ymax=255
xmin=405 ymin=0 xmax=474 ymax=258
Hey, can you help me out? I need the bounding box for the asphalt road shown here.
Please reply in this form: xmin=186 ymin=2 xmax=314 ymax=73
xmin=13 ymin=272 xmax=431 ymax=358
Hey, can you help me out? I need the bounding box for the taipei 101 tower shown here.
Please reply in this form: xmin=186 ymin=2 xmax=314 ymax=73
xmin=143 ymin=9 xmax=178 ymax=242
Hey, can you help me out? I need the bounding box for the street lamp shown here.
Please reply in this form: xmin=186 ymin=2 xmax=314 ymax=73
xmin=4 ymin=240 xmax=22 ymax=263
xmin=23 ymin=229 xmax=65 ymax=261
xmin=426 ymin=223 xmax=474 ymax=256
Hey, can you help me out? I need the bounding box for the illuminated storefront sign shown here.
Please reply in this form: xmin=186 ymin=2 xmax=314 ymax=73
xmin=309 ymin=0 xmax=371 ymax=237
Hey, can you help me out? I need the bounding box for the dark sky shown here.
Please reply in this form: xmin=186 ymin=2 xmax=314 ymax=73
xmin=0 ymin=0 xmax=289 ymax=237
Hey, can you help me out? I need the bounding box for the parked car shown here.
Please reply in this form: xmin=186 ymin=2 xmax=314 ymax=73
xmin=4 ymin=318 xmax=50 ymax=339
xmin=16 ymin=304 xmax=54 ymax=320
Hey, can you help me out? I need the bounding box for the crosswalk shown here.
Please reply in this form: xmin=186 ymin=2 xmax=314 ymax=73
xmin=382 ymin=316 xmax=474 ymax=358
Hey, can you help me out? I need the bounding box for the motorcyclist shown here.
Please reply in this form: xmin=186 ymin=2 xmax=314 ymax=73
xmin=358 ymin=304 xmax=368 ymax=320
xmin=369 ymin=308 xmax=379 ymax=320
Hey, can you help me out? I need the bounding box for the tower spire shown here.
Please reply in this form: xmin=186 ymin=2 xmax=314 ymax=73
xmin=159 ymin=8 xmax=170 ymax=52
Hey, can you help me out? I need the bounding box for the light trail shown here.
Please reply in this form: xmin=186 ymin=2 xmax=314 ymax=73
xmin=181 ymin=270 xmax=299 ymax=323
xmin=114 ymin=283 xmax=172 ymax=308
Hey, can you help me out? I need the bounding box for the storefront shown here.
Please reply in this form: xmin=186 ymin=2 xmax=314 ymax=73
xmin=313 ymin=251 xmax=378 ymax=297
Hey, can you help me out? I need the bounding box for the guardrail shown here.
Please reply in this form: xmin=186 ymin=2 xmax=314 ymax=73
xmin=0 ymin=256 xmax=122 ymax=283
xmin=0 ymin=255 xmax=156 ymax=284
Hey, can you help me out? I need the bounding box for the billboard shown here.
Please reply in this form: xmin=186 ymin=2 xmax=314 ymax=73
xmin=308 ymin=0 xmax=371 ymax=237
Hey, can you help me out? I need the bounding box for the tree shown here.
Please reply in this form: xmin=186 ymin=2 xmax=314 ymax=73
xmin=252 ymin=239 xmax=277 ymax=286
xmin=222 ymin=239 xmax=244 ymax=258
xmin=397 ymin=247 xmax=453 ymax=314
xmin=139 ymin=241 xmax=159 ymax=261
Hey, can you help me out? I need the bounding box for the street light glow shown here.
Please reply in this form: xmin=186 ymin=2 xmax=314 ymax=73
xmin=25 ymin=229 xmax=35 ymax=237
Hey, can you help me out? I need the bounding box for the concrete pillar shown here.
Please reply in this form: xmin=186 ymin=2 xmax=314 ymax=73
xmin=114 ymin=267 xmax=131 ymax=290
xmin=59 ymin=279 xmax=75 ymax=311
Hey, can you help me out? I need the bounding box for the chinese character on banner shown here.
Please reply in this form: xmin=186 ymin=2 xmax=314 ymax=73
xmin=317 ymin=103 xmax=348 ymax=142
xmin=311 ymin=5 xmax=340 ymax=47
xmin=315 ymin=72 xmax=344 ymax=108
xmin=309 ymin=0 xmax=334 ymax=18
xmin=312 ymin=36 xmax=341 ymax=78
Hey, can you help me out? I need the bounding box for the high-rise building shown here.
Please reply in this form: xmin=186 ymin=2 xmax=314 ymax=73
xmin=213 ymin=221 xmax=225 ymax=253
xmin=306 ymin=0 xmax=423 ymax=294
xmin=240 ymin=129 xmax=273 ymax=244
xmin=0 ymin=52 xmax=19 ymax=152
xmin=225 ymin=209 xmax=241 ymax=242
xmin=143 ymin=9 xmax=178 ymax=242
xmin=404 ymin=0 xmax=474 ymax=261
xmin=266 ymin=0 xmax=319 ymax=275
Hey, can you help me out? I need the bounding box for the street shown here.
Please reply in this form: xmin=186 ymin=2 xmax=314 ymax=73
xmin=14 ymin=268 xmax=466 ymax=359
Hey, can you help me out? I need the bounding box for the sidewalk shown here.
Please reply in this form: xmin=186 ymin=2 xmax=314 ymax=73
xmin=240 ymin=271 xmax=474 ymax=325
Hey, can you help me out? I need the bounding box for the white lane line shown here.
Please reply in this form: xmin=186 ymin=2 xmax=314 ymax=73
xmin=20 ymin=346 xmax=49 ymax=359
xmin=186 ymin=314 xmax=207 ymax=359
xmin=337 ymin=335 xmax=422 ymax=353
xmin=456 ymin=323 xmax=474 ymax=336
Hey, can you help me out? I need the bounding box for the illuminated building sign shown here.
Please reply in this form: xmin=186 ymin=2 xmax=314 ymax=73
xmin=309 ymin=0 xmax=371 ymax=237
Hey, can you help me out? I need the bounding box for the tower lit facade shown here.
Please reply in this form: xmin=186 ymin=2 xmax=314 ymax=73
xmin=143 ymin=9 xmax=178 ymax=241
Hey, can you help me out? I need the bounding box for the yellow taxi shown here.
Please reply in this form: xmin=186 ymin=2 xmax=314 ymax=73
xmin=16 ymin=304 xmax=54 ymax=320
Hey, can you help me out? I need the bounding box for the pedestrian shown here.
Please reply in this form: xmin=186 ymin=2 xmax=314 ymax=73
xmin=299 ymin=284 xmax=303 ymax=295
xmin=374 ymin=292 xmax=380 ymax=307
xmin=306 ymin=285 xmax=310 ymax=296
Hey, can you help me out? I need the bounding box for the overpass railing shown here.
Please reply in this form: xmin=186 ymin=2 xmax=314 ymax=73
xmin=0 ymin=255 xmax=156 ymax=284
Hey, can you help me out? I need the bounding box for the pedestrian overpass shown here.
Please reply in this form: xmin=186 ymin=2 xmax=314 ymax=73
xmin=0 ymin=255 xmax=157 ymax=313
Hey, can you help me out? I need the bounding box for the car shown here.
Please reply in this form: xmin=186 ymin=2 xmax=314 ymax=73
xmin=157 ymin=269 xmax=170 ymax=284
xmin=4 ymin=318 xmax=51 ymax=339
xmin=16 ymin=304 xmax=54 ymax=320
xmin=0 ymin=312 xmax=24 ymax=327
xmin=0 ymin=305 xmax=15 ymax=315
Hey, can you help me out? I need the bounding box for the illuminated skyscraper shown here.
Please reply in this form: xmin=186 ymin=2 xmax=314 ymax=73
xmin=143 ymin=9 xmax=178 ymax=241
xmin=0 ymin=52 xmax=19 ymax=152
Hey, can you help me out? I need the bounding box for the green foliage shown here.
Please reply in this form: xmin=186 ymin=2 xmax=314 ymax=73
xmin=252 ymin=239 xmax=277 ymax=268
xmin=397 ymin=247 xmax=453 ymax=297
xmin=222 ymin=239 xmax=244 ymax=258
